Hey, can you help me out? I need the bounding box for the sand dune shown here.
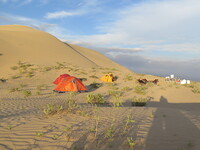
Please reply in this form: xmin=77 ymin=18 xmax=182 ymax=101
xmin=0 ymin=25 xmax=200 ymax=150
xmin=0 ymin=25 xmax=128 ymax=77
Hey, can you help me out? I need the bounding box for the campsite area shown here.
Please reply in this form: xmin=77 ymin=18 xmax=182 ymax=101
xmin=0 ymin=25 xmax=200 ymax=150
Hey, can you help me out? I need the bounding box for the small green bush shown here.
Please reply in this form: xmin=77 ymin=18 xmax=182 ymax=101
xmin=43 ymin=104 xmax=63 ymax=115
xmin=86 ymin=93 xmax=106 ymax=104
xmin=131 ymin=97 xmax=149 ymax=106
xmin=22 ymin=90 xmax=32 ymax=98
xmin=134 ymin=85 xmax=148 ymax=95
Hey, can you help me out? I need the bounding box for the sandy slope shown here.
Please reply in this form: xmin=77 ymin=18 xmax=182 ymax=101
xmin=0 ymin=25 xmax=200 ymax=150
xmin=0 ymin=25 xmax=129 ymax=77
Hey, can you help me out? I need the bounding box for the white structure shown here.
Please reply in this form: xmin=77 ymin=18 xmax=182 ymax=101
xmin=187 ymin=80 xmax=191 ymax=84
xmin=180 ymin=79 xmax=187 ymax=84
xmin=170 ymin=74 xmax=174 ymax=78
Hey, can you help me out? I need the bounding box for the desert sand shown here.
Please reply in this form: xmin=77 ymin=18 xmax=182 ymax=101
xmin=0 ymin=25 xmax=199 ymax=150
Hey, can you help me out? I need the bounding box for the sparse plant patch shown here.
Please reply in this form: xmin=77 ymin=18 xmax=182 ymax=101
xmin=123 ymin=74 xmax=133 ymax=81
xmin=108 ymin=90 xmax=123 ymax=107
xmin=123 ymin=115 xmax=135 ymax=134
xmin=43 ymin=104 xmax=63 ymax=115
xmin=191 ymin=88 xmax=200 ymax=94
xmin=66 ymin=92 xmax=79 ymax=111
xmin=35 ymin=131 xmax=44 ymax=137
xmin=52 ymin=135 xmax=59 ymax=140
xmin=131 ymin=97 xmax=149 ymax=106
xmin=104 ymin=123 xmax=115 ymax=139
xmin=9 ymin=87 xmax=20 ymax=93
xmin=11 ymin=75 xmax=21 ymax=79
xmin=7 ymin=125 xmax=13 ymax=130
xmin=86 ymin=93 xmax=106 ymax=105
xmin=22 ymin=90 xmax=32 ymax=98
xmin=127 ymin=137 xmax=136 ymax=148
xmin=121 ymin=86 xmax=131 ymax=92
xmin=134 ymin=85 xmax=148 ymax=95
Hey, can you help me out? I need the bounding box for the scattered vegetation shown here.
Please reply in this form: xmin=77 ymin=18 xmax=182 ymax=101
xmin=127 ymin=137 xmax=136 ymax=148
xmin=22 ymin=90 xmax=32 ymax=98
xmin=123 ymin=115 xmax=135 ymax=134
xmin=35 ymin=131 xmax=44 ymax=137
xmin=131 ymin=97 xmax=149 ymax=106
xmin=134 ymin=85 xmax=148 ymax=95
xmin=123 ymin=74 xmax=133 ymax=81
xmin=66 ymin=92 xmax=79 ymax=112
xmin=43 ymin=104 xmax=63 ymax=115
xmin=86 ymin=93 xmax=106 ymax=105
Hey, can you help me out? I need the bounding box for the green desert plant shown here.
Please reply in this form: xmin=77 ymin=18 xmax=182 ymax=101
xmin=108 ymin=90 xmax=123 ymax=107
xmin=43 ymin=104 xmax=63 ymax=115
xmin=11 ymin=75 xmax=21 ymax=79
xmin=22 ymin=90 xmax=32 ymax=98
xmin=127 ymin=137 xmax=136 ymax=148
xmin=134 ymin=85 xmax=148 ymax=95
xmin=123 ymin=115 xmax=135 ymax=134
xmin=35 ymin=131 xmax=44 ymax=137
xmin=121 ymin=86 xmax=131 ymax=92
xmin=123 ymin=74 xmax=133 ymax=81
xmin=66 ymin=92 xmax=79 ymax=111
xmin=104 ymin=123 xmax=115 ymax=139
xmin=191 ymin=88 xmax=200 ymax=94
xmin=131 ymin=97 xmax=149 ymax=106
xmin=9 ymin=87 xmax=20 ymax=93
xmin=86 ymin=93 xmax=106 ymax=105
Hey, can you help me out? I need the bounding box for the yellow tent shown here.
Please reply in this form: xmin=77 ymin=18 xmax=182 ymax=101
xmin=100 ymin=73 xmax=114 ymax=82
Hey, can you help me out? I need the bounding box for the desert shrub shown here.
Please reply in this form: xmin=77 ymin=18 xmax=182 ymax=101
xmin=22 ymin=90 xmax=32 ymax=98
xmin=86 ymin=93 xmax=106 ymax=105
xmin=131 ymin=97 xmax=149 ymax=106
xmin=121 ymin=86 xmax=131 ymax=92
xmin=66 ymin=92 xmax=79 ymax=111
xmin=134 ymin=85 xmax=148 ymax=95
xmin=123 ymin=74 xmax=133 ymax=81
xmin=191 ymin=88 xmax=200 ymax=94
xmin=43 ymin=104 xmax=63 ymax=115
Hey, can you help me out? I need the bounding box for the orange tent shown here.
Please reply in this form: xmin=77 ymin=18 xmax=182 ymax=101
xmin=53 ymin=74 xmax=70 ymax=85
xmin=100 ymin=73 xmax=114 ymax=82
xmin=54 ymin=76 xmax=87 ymax=92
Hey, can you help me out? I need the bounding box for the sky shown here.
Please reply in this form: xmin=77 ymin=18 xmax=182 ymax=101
xmin=0 ymin=0 xmax=200 ymax=81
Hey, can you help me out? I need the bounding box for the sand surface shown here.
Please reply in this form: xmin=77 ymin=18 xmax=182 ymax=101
xmin=0 ymin=25 xmax=200 ymax=150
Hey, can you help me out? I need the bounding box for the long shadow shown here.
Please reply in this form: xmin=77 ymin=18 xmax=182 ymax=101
xmin=146 ymin=96 xmax=200 ymax=150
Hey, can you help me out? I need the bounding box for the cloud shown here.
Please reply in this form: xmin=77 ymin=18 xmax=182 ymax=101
xmin=109 ymin=53 xmax=200 ymax=81
xmin=68 ymin=0 xmax=200 ymax=54
xmin=45 ymin=11 xmax=77 ymax=19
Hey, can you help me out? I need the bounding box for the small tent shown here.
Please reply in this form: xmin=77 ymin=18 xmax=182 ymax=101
xmin=53 ymin=74 xmax=70 ymax=85
xmin=100 ymin=73 xmax=114 ymax=82
xmin=54 ymin=76 xmax=87 ymax=92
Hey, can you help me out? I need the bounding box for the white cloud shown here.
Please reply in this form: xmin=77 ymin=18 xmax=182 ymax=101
xmin=70 ymin=0 xmax=200 ymax=53
xmin=45 ymin=11 xmax=77 ymax=19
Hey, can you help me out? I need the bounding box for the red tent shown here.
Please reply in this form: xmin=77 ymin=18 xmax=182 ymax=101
xmin=53 ymin=74 xmax=70 ymax=85
xmin=54 ymin=76 xmax=87 ymax=92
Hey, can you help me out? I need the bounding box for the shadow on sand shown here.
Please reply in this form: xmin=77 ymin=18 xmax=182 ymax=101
xmin=146 ymin=96 xmax=200 ymax=150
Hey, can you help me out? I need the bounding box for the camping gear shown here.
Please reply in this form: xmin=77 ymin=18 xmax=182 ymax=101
xmin=54 ymin=76 xmax=87 ymax=92
xmin=100 ymin=73 xmax=114 ymax=82
xmin=53 ymin=74 xmax=70 ymax=85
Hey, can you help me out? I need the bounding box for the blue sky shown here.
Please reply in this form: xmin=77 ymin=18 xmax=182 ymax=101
xmin=0 ymin=0 xmax=200 ymax=80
